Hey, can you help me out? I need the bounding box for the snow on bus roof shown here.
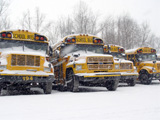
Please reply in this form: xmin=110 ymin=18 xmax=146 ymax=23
xmin=126 ymin=47 xmax=155 ymax=53
xmin=106 ymin=44 xmax=124 ymax=48
xmin=125 ymin=48 xmax=138 ymax=53
xmin=62 ymin=34 xmax=102 ymax=39
xmin=51 ymin=34 xmax=103 ymax=50
xmin=0 ymin=29 xmax=40 ymax=34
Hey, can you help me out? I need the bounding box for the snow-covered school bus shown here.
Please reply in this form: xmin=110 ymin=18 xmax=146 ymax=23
xmin=104 ymin=44 xmax=138 ymax=86
xmin=126 ymin=47 xmax=160 ymax=84
xmin=50 ymin=34 xmax=121 ymax=92
xmin=0 ymin=30 xmax=54 ymax=94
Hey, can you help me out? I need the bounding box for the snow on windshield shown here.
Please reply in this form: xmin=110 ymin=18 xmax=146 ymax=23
xmin=138 ymin=54 xmax=156 ymax=61
xmin=0 ymin=39 xmax=48 ymax=55
xmin=61 ymin=44 xmax=104 ymax=56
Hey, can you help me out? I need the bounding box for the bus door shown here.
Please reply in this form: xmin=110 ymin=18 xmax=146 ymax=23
xmin=52 ymin=47 xmax=64 ymax=84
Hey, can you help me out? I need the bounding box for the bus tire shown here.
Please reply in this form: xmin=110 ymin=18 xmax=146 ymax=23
xmin=139 ymin=72 xmax=151 ymax=85
xmin=105 ymin=80 xmax=119 ymax=91
xmin=66 ymin=70 xmax=79 ymax=92
xmin=43 ymin=82 xmax=52 ymax=94
xmin=127 ymin=79 xmax=136 ymax=86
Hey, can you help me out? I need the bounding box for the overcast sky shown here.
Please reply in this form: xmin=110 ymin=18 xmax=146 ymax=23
xmin=8 ymin=0 xmax=160 ymax=36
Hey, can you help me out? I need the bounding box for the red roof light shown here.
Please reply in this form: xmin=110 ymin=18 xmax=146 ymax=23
xmin=2 ymin=33 xmax=6 ymax=37
xmin=40 ymin=37 xmax=44 ymax=40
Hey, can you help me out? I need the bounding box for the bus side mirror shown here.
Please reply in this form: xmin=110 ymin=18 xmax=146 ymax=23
xmin=49 ymin=46 xmax=53 ymax=57
xmin=72 ymin=53 xmax=80 ymax=58
xmin=138 ymin=58 xmax=142 ymax=61
xmin=61 ymin=43 xmax=65 ymax=48
xmin=48 ymin=64 xmax=51 ymax=68
xmin=55 ymin=50 xmax=60 ymax=57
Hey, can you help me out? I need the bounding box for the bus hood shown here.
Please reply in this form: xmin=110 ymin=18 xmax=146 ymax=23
xmin=66 ymin=52 xmax=113 ymax=66
xmin=141 ymin=61 xmax=160 ymax=64
xmin=139 ymin=61 xmax=160 ymax=68
xmin=1 ymin=51 xmax=46 ymax=57
xmin=114 ymin=59 xmax=133 ymax=63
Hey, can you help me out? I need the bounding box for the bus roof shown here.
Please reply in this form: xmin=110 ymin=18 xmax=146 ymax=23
xmin=105 ymin=44 xmax=124 ymax=48
xmin=126 ymin=47 xmax=156 ymax=54
xmin=104 ymin=44 xmax=125 ymax=53
xmin=62 ymin=34 xmax=104 ymax=45
xmin=0 ymin=30 xmax=49 ymax=43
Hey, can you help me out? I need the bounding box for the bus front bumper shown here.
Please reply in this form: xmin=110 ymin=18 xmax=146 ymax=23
xmin=0 ymin=70 xmax=54 ymax=83
xmin=0 ymin=75 xmax=54 ymax=83
xmin=120 ymin=72 xmax=139 ymax=82
xmin=75 ymin=72 xmax=121 ymax=84
xmin=149 ymin=73 xmax=160 ymax=80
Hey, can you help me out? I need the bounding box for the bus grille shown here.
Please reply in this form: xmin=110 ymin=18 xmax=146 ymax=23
xmin=11 ymin=54 xmax=40 ymax=66
xmin=87 ymin=57 xmax=113 ymax=63
xmin=88 ymin=64 xmax=113 ymax=70
xmin=120 ymin=63 xmax=132 ymax=70
xmin=87 ymin=57 xmax=113 ymax=70
xmin=157 ymin=64 xmax=160 ymax=70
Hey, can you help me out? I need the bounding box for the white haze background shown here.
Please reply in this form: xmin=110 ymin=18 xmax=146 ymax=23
xmin=1 ymin=0 xmax=160 ymax=120
xmin=9 ymin=0 xmax=160 ymax=36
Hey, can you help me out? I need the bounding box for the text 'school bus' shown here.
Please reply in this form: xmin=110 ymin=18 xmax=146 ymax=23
xmin=50 ymin=34 xmax=121 ymax=92
xmin=0 ymin=30 xmax=54 ymax=94
xmin=104 ymin=44 xmax=138 ymax=86
xmin=125 ymin=47 xmax=160 ymax=84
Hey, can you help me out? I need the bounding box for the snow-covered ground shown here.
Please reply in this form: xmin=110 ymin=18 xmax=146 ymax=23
xmin=1 ymin=81 xmax=160 ymax=120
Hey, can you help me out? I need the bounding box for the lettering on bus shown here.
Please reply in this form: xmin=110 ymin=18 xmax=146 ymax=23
xmin=111 ymin=47 xmax=118 ymax=52
xmin=13 ymin=34 xmax=34 ymax=40
xmin=76 ymin=38 xmax=92 ymax=43
xmin=143 ymin=48 xmax=151 ymax=53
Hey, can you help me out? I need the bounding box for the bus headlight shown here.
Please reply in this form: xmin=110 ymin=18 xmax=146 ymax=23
xmin=76 ymin=65 xmax=82 ymax=70
xmin=0 ymin=65 xmax=6 ymax=70
xmin=134 ymin=66 xmax=137 ymax=72
xmin=115 ymin=64 xmax=119 ymax=69
xmin=44 ymin=67 xmax=51 ymax=72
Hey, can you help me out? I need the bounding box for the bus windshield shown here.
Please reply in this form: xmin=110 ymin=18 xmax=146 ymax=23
xmin=0 ymin=39 xmax=48 ymax=54
xmin=110 ymin=53 xmax=125 ymax=59
xmin=61 ymin=44 xmax=104 ymax=56
xmin=137 ymin=54 xmax=157 ymax=61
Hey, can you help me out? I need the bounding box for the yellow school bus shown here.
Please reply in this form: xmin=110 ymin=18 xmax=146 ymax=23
xmin=0 ymin=30 xmax=54 ymax=94
xmin=104 ymin=44 xmax=138 ymax=86
xmin=50 ymin=34 xmax=121 ymax=92
xmin=126 ymin=47 xmax=160 ymax=84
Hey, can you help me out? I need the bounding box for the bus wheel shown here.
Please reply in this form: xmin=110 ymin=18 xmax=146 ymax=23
xmin=66 ymin=70 xmax=79 ymax=92
xmin=43 ymin=82 xmax=52 ymax=94
xmin=105 ymin=80 xmax=119 ymax=91
xmin=58 ymin=85 xmax=66 ymax=91
xmin=139 ymin=73 xmax=151 ymax=85
xmin=127 ymin=79 xmax=136 ymax=86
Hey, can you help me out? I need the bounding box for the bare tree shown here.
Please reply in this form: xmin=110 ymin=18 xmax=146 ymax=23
xmin=100 ymin=16 xmax=116 ymax=44
xmin=19 ymin=8 xmax=45 ymax=32
xmin=57 ymin=16 xmax=74 ymax=38
xmin=0 ymin=0 xmax=11 ymax=30
xmin=100 ymin=14 xmax=140 ymax=49
xmin=138 ymin=22 xmax=151 ymax=47
xmin=0 ymin=0 xmax=9 ymax=16
xmin=34 ymin=7 xmax=45 ymax=32
xmin=43 ymin=21 xmax=60 ymax=45
xmin=1 ymin=15 xmax=11 ymax=29
xmin=73 ymin=1 xmax=99 ymax=34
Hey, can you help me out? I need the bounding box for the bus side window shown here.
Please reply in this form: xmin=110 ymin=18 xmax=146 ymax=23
xmin=130 ymin=54 xmax=134 ymax=63
xmin=128 ymin=55 xmax=131 ymax=60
